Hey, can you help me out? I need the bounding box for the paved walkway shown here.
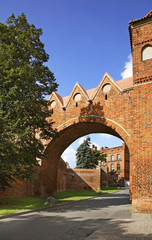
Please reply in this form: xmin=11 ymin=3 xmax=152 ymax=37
xmin=0 ymin=189 xmax=152 ymax=240
xmin=87 ymin=212 xmax=152 ymax=240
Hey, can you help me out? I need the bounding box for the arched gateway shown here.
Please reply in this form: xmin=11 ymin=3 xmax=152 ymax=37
xmin=41 ymin=11 xmax=152 ymax=212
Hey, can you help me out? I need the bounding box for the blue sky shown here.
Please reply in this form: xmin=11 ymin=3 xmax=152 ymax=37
xmin=1 ymin=0 xmax=151 ymax=167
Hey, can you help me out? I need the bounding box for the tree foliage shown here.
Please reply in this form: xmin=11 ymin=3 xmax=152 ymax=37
xmin=76 ymin=137 xmax=93 ymax=169
xmin=76 ymin=137 xmax=106 ymax=169
xmin=91 ymin=150 xmax=106 ymax=167
xmin=0 ymin=13 xmax=58 ymax=190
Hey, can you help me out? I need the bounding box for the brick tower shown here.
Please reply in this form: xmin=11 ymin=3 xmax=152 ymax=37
xmin=129 ymin=10 xmax=152 ymax=85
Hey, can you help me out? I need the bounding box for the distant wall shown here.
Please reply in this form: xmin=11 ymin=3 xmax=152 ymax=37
xmin=66 ymin=168 xmax=101 ymax=191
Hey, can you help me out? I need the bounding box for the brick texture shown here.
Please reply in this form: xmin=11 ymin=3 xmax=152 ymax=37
xmin=65 ymin=168 xmax=101 ymax=191
xmin=1 ymin=11 xmax=152 ymax=213
xmin=41 ymin=12 xmax=152 ymax=212
xmin=101 ymin=143 xmax=129 ymax=186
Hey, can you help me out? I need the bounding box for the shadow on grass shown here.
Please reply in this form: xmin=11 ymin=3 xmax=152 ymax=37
xmin=0 ymin=197 xmax=46 ymax=215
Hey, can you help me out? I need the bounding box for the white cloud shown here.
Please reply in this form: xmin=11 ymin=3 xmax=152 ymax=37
xmin=120 ymin=54 xmax=133 ymax=79
xmin=61 ymin=147 xmax=76 ymax=168
xmin=99 ymin=134 xmax=113 ymax=140
xmin=78 ymin=137 xmax=85 ymax=145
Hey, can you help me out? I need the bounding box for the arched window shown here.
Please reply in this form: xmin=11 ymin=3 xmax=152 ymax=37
xmin=111 ymin=164 xmax=114 ymax=171
xmin=117 ymin=163 xmax=120 ymax=171
xmin=142 ymin=45 xmax=152 ymax=61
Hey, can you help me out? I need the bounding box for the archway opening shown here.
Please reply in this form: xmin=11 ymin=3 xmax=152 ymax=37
xmin=41 ymin=121 xmax=130 ymax=196
xmin=59 ymin=133 xmax=129 ymax=192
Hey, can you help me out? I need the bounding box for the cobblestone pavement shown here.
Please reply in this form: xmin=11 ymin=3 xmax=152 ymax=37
xmin=0 ymin=189 xmax=151 ymax=240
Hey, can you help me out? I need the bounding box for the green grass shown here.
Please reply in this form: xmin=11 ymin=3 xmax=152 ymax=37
xmin=55 ymin=187 xmax=120 ymax=204
xmin=0 ymin=197 xmax=46 ymax=215
xmin=0 ymin=187 xmax=120 ymax=216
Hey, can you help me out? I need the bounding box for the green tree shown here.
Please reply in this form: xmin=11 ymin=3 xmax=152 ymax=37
xmin=91 ymin=150 xmax=106 ymax=167
xmin=0 ymin=13 xmax=58 ymax=190
xmin=76 ymin=137 xmax=93 ymax=169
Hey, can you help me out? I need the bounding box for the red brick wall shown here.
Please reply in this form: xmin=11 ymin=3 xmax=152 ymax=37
xmin=130 ymin=83 xmax=152 ymax=212
xmin=0 ymin=166 xmax=41 ymax=198
xmin=57 ymin=158 xmax=67 ymax=192
xmin=0 ymin=179 xmax=32 ymax=199
xmin=66 ymin=169 xmax=101 ymax=191
xmin=130 ymin=20 xmax=152 ymax=85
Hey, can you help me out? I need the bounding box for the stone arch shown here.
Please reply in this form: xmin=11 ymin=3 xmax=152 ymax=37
xmin=40 ymin=117 xmax=131 ymax=196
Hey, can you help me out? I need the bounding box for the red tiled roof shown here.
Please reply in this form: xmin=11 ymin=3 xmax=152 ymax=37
xmin=86 ymin=87 xmax=97 ymax=99
xmin=62 ymin=95 xmax=69 ymax=106
xmin=116 ymin=77 xmax=133 ymax=89
xmin=54 ymin=92 xmax=63 ymax=105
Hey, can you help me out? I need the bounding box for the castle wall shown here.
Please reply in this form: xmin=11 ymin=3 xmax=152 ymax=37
xmin=65 ymin=168 xmax=101 ymax=191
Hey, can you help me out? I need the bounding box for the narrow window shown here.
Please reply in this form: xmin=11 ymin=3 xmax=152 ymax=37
xmin=117 ymin=163 xmax=120 ymax=171
xmin=111 ymin=155 xmax=114 ymax=161
xmin=105 ymin=94 xmax=107 ymax=100
xmin=105 ymin=155 xmax=108 ymax=162
xmin=117 ymin=154 xmax=120 ymax=160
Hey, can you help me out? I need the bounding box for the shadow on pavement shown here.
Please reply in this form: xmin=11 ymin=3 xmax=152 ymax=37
xmin=0 ymin=190 xmax=151 ymax=239
xmin=47 ymin=191 xmax=130 ymax=213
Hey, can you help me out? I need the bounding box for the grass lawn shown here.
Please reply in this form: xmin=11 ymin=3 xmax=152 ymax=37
xmin=0 ymin=197 xmax=46 ymax=215
xmin=0 ymin=187 xmax=120 ymax=216
xmin=55 ymin=187 xmax=120 ymax=204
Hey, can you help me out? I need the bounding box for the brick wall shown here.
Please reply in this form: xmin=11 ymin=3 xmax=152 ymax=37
xmin=0 ymin=179 xmax=32 ymax=199
xmin=129 ymin=18 xmax=152 ymax=85
xmin=0 ymin=166 xmax=41 ymax=198
xmin=57 ymin=158 xmax=67 ymax=192
xmin=66 ymin=168 xmax=101 ymax=191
